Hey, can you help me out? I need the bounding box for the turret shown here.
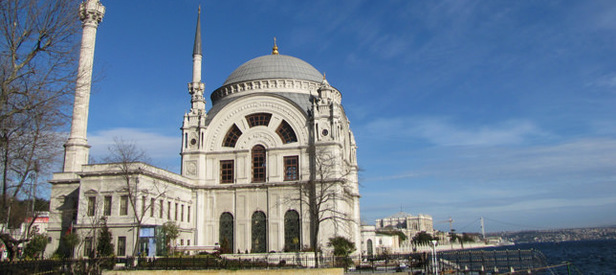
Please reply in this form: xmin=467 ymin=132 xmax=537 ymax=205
xmin=312 ymin=75 xmax=344 ymax=142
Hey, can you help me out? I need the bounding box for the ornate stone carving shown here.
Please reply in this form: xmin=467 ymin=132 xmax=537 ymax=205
xmin=239 ymin=131 xmax=277 ymax=149
xmin=186 ymin=161 xmax=197 ymax=176
xmin=79 ymin=0 xmax=105 ymax=26
xmin=207 ymin=97 xmax=308 ymax=151
xmin=211 ymin=79 xmax=323 ymax=102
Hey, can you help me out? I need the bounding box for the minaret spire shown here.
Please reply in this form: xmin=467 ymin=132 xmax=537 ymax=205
xmin=193 ymin=5 xmax=202 ymax=57
xmin=63 ymin=0 xmax=105 ymax=172
xmin=188 ymin=6 xmax=205 ymax=113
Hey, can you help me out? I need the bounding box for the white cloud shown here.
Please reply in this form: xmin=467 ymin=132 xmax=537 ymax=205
xmin=589 ymin=73 xmax=616 ymax=89
xmin=363 ymin=117 xmax=545 ymax=146
xmin=467 ymin=196 xmax=616 ymax=214
xmin=423 ymin=138 xmax=616 ymax=184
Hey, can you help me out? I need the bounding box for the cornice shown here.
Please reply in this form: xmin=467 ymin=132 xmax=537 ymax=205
xmin=211 ymin=79 xmax=324 ymax=103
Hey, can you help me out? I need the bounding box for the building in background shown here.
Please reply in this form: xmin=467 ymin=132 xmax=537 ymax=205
xmin=361 ymin=212 xmax=435 ymax=255
xmin=376 ymin=212 xmax=435 ymax=236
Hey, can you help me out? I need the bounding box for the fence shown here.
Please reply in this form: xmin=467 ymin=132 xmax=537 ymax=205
xmin=136 ymin=254 xmax=341 ymax=270
xmin=353 ymin=249 xmax=571 ymax=274
xmin=0 ymin=249 xmax=573 ymax=274
xmin=436 ymin=249 xmax=546 ymax=274
xmin=388 ymin=241 xmax=498 ymax=254
xmin=0 ymin=257 xmax=114 ymax=275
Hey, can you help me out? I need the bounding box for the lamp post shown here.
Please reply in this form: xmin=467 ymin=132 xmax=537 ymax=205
xmin=431 ymin=239 xmax=439 ymax=275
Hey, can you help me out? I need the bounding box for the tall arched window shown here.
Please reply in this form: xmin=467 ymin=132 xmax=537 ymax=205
xmin=219 ymin=212 xmax=234 ymax=254
xmin=252 ymin=145 xmax=266 ymax=182
xmin=367 ymin=239 xmax=373 ymax=256
xmin=284 ymin=210 xmax=300 ymax=252
xmin=251 ymin=211 xmax=267 ymax=253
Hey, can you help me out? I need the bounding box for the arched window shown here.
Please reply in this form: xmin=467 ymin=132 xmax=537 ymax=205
xmin=276 ymin=120 xmax=297 ymax=144
xmin=252 ymin=145 xmax=266 ymax=182
xmin=219 ymin=212 xmax=234 ymax=254
xmin=246 ymin=113 xmax=272 ymax=127
xmin=367 ymin=239 xmax=373 ymax=256
xmin=223 ymin=124 xmax=242 ymax=147
xmin=251 ymin=211 xmax=267 ymax=253
xmin=284 ymin=210 xmax=300 ymax=252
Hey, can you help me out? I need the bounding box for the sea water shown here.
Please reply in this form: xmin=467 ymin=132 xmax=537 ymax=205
xmin=488 ymin=240 xmax=616 ymax=274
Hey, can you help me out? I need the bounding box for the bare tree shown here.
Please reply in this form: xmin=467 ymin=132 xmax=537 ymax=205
xmin=104 ymin=138 xmax=167 ymax=257
xmin=77 ymin=194 xmax=106 ymax=258
xmin=290 ymin=146 xmax=357 ymax=267
xmin=73 ymin=196 xmax=113 ymax=273
xmin=0 ymin=0 xmax=81 ymax=222
xmin=1 ymin=108 xmax=64 ymax=227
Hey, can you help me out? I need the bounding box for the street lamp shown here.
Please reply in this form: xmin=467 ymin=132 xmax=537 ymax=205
xmin=431 ymin=239 xmax=439 ymax=275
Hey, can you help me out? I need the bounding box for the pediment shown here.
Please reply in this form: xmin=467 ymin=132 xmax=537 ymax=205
xmin=84 ymin=189 xmax=98 ymax=195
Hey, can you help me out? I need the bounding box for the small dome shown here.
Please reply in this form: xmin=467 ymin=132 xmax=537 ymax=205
xmin=223 ymin=54 xmax=323 ymax=86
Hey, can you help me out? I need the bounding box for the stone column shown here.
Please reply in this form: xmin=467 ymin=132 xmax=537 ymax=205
xmin=63 ymin=0 xmax=105 ymax=172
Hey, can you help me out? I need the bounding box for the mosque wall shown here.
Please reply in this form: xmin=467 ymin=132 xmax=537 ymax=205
xmin=48 ymin=0 xmax=360 ymax=259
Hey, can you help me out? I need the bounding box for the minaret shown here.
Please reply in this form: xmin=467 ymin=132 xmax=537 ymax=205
xmin=63 ymin=0 xmax=105 ymax=172
xmin=181 ymin=7 xmax=207 ymax=179
xmin=188 ymin=6 xmax=206 ymax=113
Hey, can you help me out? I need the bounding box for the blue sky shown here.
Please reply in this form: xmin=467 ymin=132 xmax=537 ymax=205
xmin=81 ymin=1 xmax=616 ymax=233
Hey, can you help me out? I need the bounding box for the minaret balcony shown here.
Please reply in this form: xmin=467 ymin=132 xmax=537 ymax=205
xmin=188 ymin=82 xmax=205 ymax=94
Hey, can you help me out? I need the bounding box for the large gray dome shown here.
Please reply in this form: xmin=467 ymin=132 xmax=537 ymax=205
xmin=223 ymin=54 xmax=323 ymax=85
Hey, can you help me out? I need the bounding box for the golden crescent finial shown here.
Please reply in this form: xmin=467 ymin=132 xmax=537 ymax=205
xmin=272 ymin=37 xmax=279 ymax=55
xmin=198 ymin=5 xmax=201 ymax=14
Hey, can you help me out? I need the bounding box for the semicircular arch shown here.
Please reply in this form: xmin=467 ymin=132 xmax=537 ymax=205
xmin=205 ymin=93 xmax=310 ymax=152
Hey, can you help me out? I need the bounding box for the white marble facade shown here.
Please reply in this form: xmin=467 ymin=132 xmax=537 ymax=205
xmin=47 ymin=1 xmax=360 ymax=258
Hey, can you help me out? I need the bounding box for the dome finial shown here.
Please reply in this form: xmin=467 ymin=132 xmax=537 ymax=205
xmin=321 ymin=72 xmax=330 ymax=86
xmin=272 ymin=37 xmax=279 ymax=55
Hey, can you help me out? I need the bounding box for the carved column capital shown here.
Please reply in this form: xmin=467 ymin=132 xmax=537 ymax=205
xmin=79 ymin=0 xmax=105 ymax=27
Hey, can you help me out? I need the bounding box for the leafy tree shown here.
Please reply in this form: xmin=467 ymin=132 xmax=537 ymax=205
xmin=54 ymin=232 xmax=80 ymax=259
xmin=462 ymin=233 xmax=476 ymax=243
xmin=161 ymin=221 xmax=179 ymax=255
xmin=328 ymin=236 xmax=356 ymax=268
xmin=449 ymin=230 xmax=463 ymax=249
xmin=97 ymin=219 xmax=114 ymax=257
xmin=412 ymin=231 xmax=434 ymax=246
xmin=220 ymin=237 xmax=230 ymax=254
xmin=94 ymin=219 xmax=115 ymax=270
xmin=23 ymin=233 xmax=48 ymax=259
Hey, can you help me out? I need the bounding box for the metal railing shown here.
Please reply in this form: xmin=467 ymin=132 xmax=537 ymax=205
xmin=0 ymin=249 xmax=578 ymax=274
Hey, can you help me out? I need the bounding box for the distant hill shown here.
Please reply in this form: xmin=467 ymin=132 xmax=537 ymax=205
xmin=488 ymin=227 xmax=616 ymax=244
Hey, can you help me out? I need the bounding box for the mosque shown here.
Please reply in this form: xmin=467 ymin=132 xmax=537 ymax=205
xmin=47 ymin=0 xmax=360 ymax=258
